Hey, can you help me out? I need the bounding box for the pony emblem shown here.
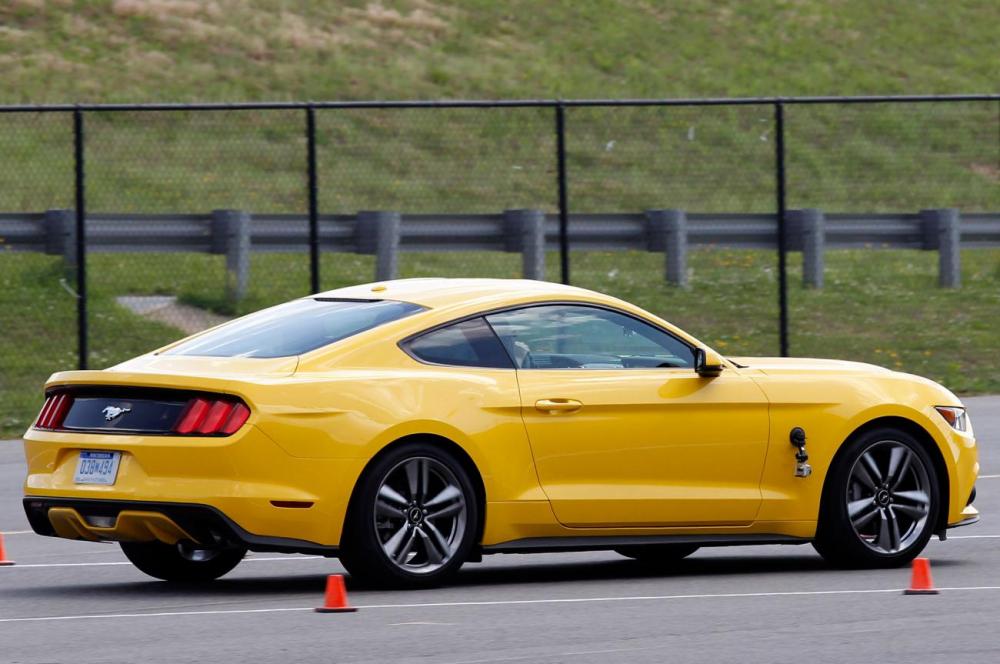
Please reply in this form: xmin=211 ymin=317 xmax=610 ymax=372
xmin=102 ymin=405 xmax=132 ymax=422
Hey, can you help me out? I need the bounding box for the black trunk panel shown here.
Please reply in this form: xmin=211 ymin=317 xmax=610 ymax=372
xmin=48 ymin=386 xmax=197 ymax=434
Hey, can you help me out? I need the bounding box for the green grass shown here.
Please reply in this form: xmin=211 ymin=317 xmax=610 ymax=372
xmin=3 ymin=247 xmax=999 ymax=437
xmin=1 ymin=1 xmax=997 ymax=103
xmin=0 ymin=2 xmax=997 ymax=216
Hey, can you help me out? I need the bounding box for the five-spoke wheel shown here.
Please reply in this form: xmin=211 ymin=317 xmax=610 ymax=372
xmin=814 ymin=427 xmax=939 ymax=568
xmin=339 ymin=442 xmax=478 ymax=588
xmin=846 ymin=440 xmax=932 ymax=554
xmin=374 ymin=456 xmax=468 ymax=574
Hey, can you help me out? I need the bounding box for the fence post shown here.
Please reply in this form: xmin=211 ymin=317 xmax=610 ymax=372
xmin=646 ymin=209 xmax=687 ymax=287
xmin=504 ymin=209 xmax=546 ymax=280
xmin=211 ymin=209 xmax=251 ymax=302
xmin=357 ymin=211 xmax=400 ymax=281
xmin=773 ymin=101 xmax=790 ymax=357
xmin=44 ymin=209 xmax=76 ymax=270
xmin=789 ymin=208 xmax=825 ymax=288
xmin=921 ymin=208 xmax=961 ymax=288
xmin=305 ymin=106 xmax=320 ymax=294
xmin=554 ymin=103 xmax=570 ymax=284
xmin=73 ymin=109 xmax=88 ymax=370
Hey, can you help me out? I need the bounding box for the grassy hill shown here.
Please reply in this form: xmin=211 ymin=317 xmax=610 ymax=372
xmin=0 ymin=0 xmax=998 ymax=436
xmin=1 ymin=1 xmax=998 ymax=102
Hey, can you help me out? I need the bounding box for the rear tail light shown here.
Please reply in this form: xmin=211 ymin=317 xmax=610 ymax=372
xmin=35 ymin=393 xmax=73 ymax=430
xmin=173 ymin=397 xmax=250 ymax=436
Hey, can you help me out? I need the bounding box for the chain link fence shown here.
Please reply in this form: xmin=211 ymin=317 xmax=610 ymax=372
xmin=0 ymin=112 xmax=76 ymax=434
xmin=316 ymin=106 xmax=557 ymax=286
xmin=563 ymin=104 xmax=781 ymax=357
xmin=1 ymin=96 xmax=998 ymax=436
xmin=785 ymin=101 xmax=1000 ymax=393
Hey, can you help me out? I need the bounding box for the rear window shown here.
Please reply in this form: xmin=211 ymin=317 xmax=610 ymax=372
xmin=164 ymin=298 xmax=425 ymax=358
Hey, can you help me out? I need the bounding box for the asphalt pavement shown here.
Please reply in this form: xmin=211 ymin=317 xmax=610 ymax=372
xmin=2 ymin=396 xmax=998 ymax=663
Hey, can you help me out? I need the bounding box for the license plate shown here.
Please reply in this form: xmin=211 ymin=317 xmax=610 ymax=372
xmin=74 ymin=451 xmax=122 ymax=485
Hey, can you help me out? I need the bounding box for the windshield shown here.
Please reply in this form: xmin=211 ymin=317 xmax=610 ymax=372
xmin=164 ymin=298 xmax=425 ymax=358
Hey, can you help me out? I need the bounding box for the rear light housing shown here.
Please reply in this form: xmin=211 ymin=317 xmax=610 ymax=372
xmin=173 ymin=397 xmax=250 ymax=436
xmin=32 ymin=388 xmax=250 ymax=436
xmin=35 ymin=392 xmax=73 ymax=430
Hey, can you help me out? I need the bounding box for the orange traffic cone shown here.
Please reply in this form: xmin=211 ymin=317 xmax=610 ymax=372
xmin=903 ymin=557 xmax=938 ymax=595
xmin=315 ymin=574 xmax=357 ymax=613
xmin=0 ymin=533 xmax=14 ymax=566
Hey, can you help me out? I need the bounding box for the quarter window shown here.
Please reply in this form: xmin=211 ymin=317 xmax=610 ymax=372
xmin=485 ymin=304 xmax=695 ymax=369
xmin=404 ymin=317 xmax=513 ymax=369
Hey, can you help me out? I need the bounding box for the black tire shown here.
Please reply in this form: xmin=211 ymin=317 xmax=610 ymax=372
xmin=120 ymin=541 xmax=246 ymax=582
xmin=339 ymin=442 xmax=479 ymax=589
xmin=614 ymin=544 xmax=699 ymax=563
xmin=813 ymin=427 xmax=940 ymax=568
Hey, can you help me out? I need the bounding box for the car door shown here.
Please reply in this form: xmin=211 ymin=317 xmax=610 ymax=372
xmin=485 ymin=303 xmax=770 ymax=528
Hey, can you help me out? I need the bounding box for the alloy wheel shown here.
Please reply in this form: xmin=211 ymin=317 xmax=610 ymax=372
xmin=846 ymin=440 xmax=932 ymax=554
xmin=373 ymin=456 xmax=468 ymax=574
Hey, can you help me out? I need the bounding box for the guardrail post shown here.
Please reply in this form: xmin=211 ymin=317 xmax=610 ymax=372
xmin=211 ymin=209 xmax=251 ymax=302
xmin=44 ymin=209 xmax=76 ymax=270
xmin=789 ymin=208 xmax=825 ymax=288
xmin=357 ymin=211 xmax=400 ymax=281
xmin=646 ymin=209 xmax=687 ymax=287
xmin=504 ymin=209 xmax=546 ymax=280
xmin=920 ymin=208 xmax=961 ymax=288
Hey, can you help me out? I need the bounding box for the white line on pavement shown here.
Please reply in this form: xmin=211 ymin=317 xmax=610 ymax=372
xmin=5 ymin=586 xmax=1000 ymax=624
xmin=978 ymin=474 xmax=1000 ymax=479
xmin=0 ymin=531 xmax=33 ymax=536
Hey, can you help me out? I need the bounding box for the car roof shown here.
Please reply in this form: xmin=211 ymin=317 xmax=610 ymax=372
xmin=297 ymin=278 xmax=709 ymax=369
xmin=313 ymin=278 xmax=604 ymax=310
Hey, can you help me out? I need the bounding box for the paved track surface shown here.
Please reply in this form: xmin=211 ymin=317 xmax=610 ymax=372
xmin=2 ymin=396 xmax=998 ymax=663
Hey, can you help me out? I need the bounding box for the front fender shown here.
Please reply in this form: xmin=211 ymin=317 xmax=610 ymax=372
xmin=752 ymin=371 xmax=977 ymax=528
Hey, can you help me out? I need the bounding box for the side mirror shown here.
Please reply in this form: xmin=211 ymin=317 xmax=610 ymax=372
xmin=695 ymin=348 xmax=724 ymax=378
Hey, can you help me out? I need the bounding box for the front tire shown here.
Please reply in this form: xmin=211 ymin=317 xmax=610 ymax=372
xmin=120 ymin=541 xmax=246 ymax=582
xmin=813 ymin=427 xmax=939 ymax=568
xmin=339 ymin=443 xmax=479 ymax=589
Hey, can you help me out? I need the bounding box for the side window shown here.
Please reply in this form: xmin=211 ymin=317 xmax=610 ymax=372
xmin=403 ymin=317 xmax=513 ymax=369
xmin=485 ymin=305 xmax=695 ymax=369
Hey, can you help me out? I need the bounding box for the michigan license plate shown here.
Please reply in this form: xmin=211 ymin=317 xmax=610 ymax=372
xmin=74 ymin=451 xmax=122 ymax=485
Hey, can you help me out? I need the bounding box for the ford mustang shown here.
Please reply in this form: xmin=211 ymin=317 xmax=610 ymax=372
xmin=22 ymin=279 xmax=979 ymax=587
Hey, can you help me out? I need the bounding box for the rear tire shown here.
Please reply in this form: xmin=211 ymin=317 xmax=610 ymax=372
xmin=813 ymin=427 xmax=939 ymax=568
xmin=615 ymin=544 xmax=699 ymax=563
xmin=120 ymin=541 xmax=246 ymax=582
xmin=339 ymin=442 xmax=479 ymax=589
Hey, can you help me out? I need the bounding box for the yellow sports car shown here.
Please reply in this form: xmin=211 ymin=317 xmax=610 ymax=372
xmin=22 ymin=279 xmax=979 ymax=587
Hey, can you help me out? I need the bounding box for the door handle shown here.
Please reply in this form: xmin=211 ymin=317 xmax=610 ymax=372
xmin=535 ymin=398 xmax=583 ymax=413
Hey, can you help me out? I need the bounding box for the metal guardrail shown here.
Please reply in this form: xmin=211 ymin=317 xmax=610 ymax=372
xmin=2 ymin=208 xmax=996 ymax=295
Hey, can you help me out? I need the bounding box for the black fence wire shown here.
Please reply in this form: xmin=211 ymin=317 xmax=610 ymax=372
xmin=1 ymin=94 xmax=998 ymax=434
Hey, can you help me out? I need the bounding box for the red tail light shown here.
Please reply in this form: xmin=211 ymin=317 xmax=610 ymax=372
xmin=220 ymin=403 xmax=250 ymax=434
xmin=173 ymin=396 xmax=250 ymax=436
xmin=35 ymin=393 xmax=73 ymax=430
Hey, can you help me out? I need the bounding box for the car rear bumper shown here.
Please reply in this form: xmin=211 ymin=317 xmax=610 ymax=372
xmin=22 ymin=426 xmax=367 ymax=547
xmin=23 ymin=497 xmax=339 ymax=555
